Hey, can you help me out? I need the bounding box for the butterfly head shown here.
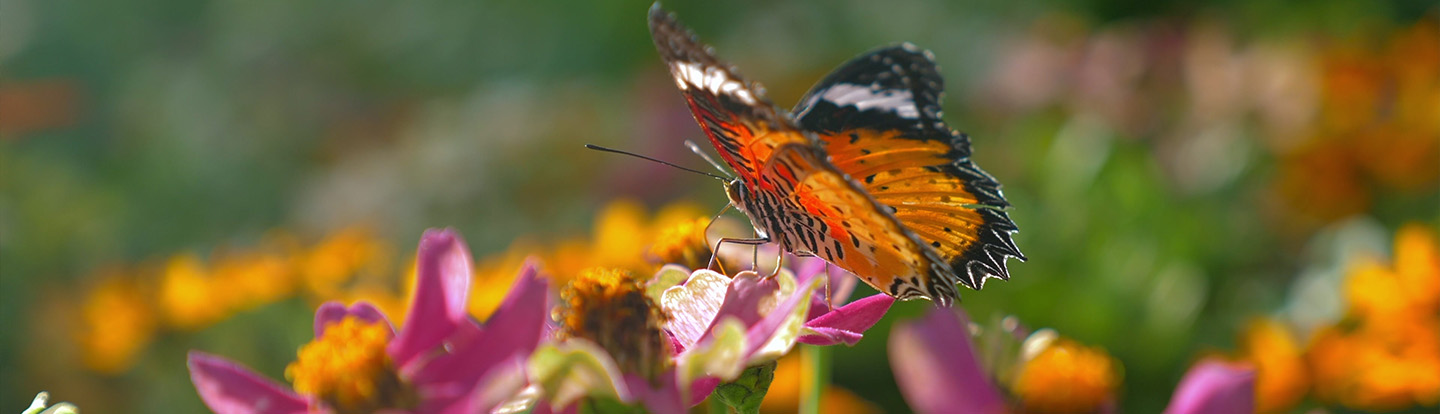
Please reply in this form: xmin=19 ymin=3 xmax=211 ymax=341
xmin=722 ymin=178 xmax=748 ymax=212
xmin=722 ymin=178 xmax=769 ymax=239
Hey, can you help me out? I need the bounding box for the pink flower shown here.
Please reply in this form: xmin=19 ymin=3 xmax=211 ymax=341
xmin=188 ymin=229 xmax=551 ymax=414
xmin=891 ymin=307 xmax=1256 ymax=414
xmin=528 ymin=264 xmax=826 ymax=413
xmin=1162 ymin=360 xmax=1256 ymax=414
xmin=889 ymin=306 xmax=1009 ymax=414
xmin=790 ymin=256 xmax=896 ymax=346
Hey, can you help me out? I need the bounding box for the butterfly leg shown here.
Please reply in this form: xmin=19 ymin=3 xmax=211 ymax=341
xmin=751 ymin=229 xmax=761 ymax=272
xmin=766 ymin=250 xmax=784 ymax=278
xmin=709 ymin=237 xmax=769 ymax=276
xmin=823 ymin=262 xmax=834 ymax=311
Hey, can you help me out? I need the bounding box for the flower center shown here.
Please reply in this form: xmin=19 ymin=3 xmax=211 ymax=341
xmin=285 ymin=316 xmax=415 ymax=414
xmin=1012 ymin=338 xmax=1119 ymax=413
xmin=649 ymin=217 xmax=713 ymax=270
xmin=557 ymin=267 xmax=671 ymax=378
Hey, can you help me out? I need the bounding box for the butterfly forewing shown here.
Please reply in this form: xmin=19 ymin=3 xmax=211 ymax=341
xmin=648 ymin=6 xmax=812 ymax=185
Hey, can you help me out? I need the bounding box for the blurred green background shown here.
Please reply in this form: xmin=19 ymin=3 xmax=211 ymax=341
xmin=2 ymin=0 xmax=1436 ymax=412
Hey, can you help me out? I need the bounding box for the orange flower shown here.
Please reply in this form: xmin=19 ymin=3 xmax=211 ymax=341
xmin=1310 ymin=223 xmax=1440 ymax=410
xmin=1012 ymin=336 xmax=1121 ymax=413
xmin=157 ymin=254 xmax=227 ymax=330
xmin=77 ymin=274 xmax=157 ymax=374
xmin=1236 ymin=318 xmax=1307 ymax=413
xmin=299 ymin=227 xmax=394 ymax=298
xmin=1394 ymin=223 xmax=1440 ymax=312
xmin=1308 ymin=318 xmax=1440 ymax=410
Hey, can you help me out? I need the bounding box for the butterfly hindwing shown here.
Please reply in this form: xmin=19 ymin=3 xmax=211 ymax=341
xmin=757 ymin=144 xmax=959 ymax=302
xmin=793 ymin=45 xmax=1025 ymax=290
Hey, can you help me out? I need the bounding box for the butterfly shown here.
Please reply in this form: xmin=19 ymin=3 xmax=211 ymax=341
xmin=648 ymin=5 xmax=1024 ymax=305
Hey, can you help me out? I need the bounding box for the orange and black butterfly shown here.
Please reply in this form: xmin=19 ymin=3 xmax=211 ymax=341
xmin=649 ymin=5 xmax=1024 ymax=305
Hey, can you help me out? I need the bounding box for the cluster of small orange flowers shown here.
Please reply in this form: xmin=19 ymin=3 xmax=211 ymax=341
xmin=1307 ymin=224 xmax=1440 ymax=411
xmin=1223 ymin=223 xmax=1440 ymax=413
xmin=1272 ymin=18 xmax=1439 ymax=228
xmin=75 ymin=227 xmax=400 ymax=374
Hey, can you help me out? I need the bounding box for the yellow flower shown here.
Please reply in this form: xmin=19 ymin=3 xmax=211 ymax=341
xmin=1344 ymin=224 xmax=1439 ymax=320
xmin=1394 ymin=223 xmax=1440 ymax=312
xmin=587 ymin=200 xmax=707 ymax=273
xmin=287 ymin=316 xmax=415 ymax=413
xmin=648 ymin=217 xmax=714 ymax=270
xmin=300 ymin=227 xmax=394 ymax=298
xmin=468 ymin=199 xmax=712 ymax=319
xmin=157 ymin=254 xmax=227 ymax=330
xmin=1237 ymin=318 xmax=1308 ymax=413
xmin=556 ymin=267 xmax=670 ymax=379
xmin=77 ymin=273 xmax=156 ymax=374
xmin=211 ymin=250 xmax=296 ymax=312
xmin=1012 ymin=335 xmax=1120 ymax=413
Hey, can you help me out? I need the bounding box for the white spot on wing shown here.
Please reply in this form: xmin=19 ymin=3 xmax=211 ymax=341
xmin=670 ymin=61 xmax=757 ymax=105
xmin=817 ymin=83 xmax=919 ymax=118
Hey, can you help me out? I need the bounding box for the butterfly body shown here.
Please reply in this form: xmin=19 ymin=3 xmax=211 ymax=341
xmin=651 ymin=5 xmax=1023 ymax=305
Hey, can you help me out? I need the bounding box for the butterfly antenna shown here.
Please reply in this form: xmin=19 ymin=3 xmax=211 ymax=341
xmin=685 ymin=140 xmax=733 ymax=179
xmin=586 ymin=144 xmax=729 ymax=182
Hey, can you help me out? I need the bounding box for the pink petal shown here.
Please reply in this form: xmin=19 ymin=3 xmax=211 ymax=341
xmin=413 ymin=262 xmax=550 ymax=387
xmin=314 ymin=301 xmax=394 ymax=339
xmin=688 ymin=377 xmax=720 ymax=406
xmin=803 ymin=294 xmax=893 ymax=339
xmin=624 ymin=372 xmax=685 ymax=414
xmin=422 ymin=355 xmax=528 ymax=414
xmin=797 ymin=327 xmax=864 ymax=346
xmin=889 ymin=307 xmax=1007 ymax=414
xmin=187 ymin=351 xmax=313 ymax=414
xmin=799 ymin=293 xmax=895 ymax=346
xmin=741 ymin=276 xmax=815 ymax=357
xmin=389 ymin=229 xmax=474 ymax=368
xmin=1163 ymin=360 xmax=1255 ymax=414
xmin=661 ymin=270 xmax=729 ymax=350
xmin=703 ymin=272 xmax=780 ymax=337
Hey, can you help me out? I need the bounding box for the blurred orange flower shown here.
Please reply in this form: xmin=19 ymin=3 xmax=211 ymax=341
xmin=77 ymin=274 xmax=156 ymax=374
xmin=157 ymin=254 xmax=227 ymax=330
xmin=468 ymin=199 xmax=709 ymax=316
xmin=1236 ymin=318 xmax=1308 ymax=413
xmin=1309 ymin=223 xmax=1440 ymax=410
xmin=1273 ymin=18 xmax=1440 ymax=228
xmin=1012 ymin=335 xmax=1121 ymax=413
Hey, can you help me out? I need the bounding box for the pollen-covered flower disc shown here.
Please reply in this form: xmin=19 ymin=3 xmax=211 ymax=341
xmin=649 ymin=5 xmax=1024 ymax=305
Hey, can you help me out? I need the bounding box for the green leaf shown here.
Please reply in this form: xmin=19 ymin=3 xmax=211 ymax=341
xmin=711 ymin=361 xmax=777 ymax=414
xmin=579 ymin=396 xmax=648 ymax=414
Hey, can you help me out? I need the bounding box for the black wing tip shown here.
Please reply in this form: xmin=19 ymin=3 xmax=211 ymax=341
xmin=647 ymin=3 xmax=707 ymax=65
xmin=952 ymin=210 xmax=1025 ymax=291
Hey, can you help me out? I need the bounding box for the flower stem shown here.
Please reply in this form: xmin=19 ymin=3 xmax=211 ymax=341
xmin=799 ymin=345 xmax=829 ymax=414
